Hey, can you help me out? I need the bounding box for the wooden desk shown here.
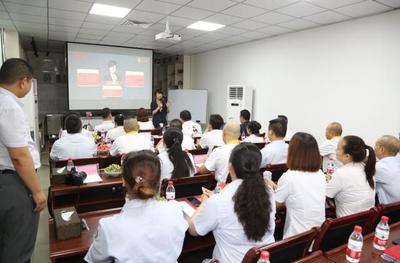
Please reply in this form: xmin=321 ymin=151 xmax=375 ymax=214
xmin=293 ymin=251 xmax=334 ymax=263
xmin=49 ymin=198 xmax=215 ymax=263
xmin=325 ymin=221 xmax=400 ymax=262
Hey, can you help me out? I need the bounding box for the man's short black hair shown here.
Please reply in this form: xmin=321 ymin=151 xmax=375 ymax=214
xmin=101 ymin=108 xmax=111 ymax=119
xmin=114 ymin=114 xmax=124 ymax=126
xmin=269 ymin=118 xmax=287 ymax=138
xmin=169 ymin=119 xmax=183 ymax=130
xmin=209 ymin=114 xmax=224 ymax=130
xmin=277 ymin=115 xmax=288 ymax=123
xmin=180 ymin=110 xmax=192 ymax=121
xmin=65 ymin=114 xmax=82 ymax=134
xmin=0 ymin=58 xmax=33 ymax=85
xmin=154 ymin=88 xmax=163 ymax=95
xmin=240 ymin=109 xmax=250 ymax=121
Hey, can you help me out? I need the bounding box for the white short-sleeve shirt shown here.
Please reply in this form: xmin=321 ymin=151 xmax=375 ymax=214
xmin=204 ymin=143 xmax=238 ymax=181
xmin=0 ymin=87 xmax=41 ymax=170
xmin=105 ymin=126 xmax=126 ymax=141
xmin=158 ymin=150 xmax=196 ymax=180
xmin=61 ymin=128 xmax=93 ymax=139
xmin=50 ymin=133 xmax=97 ymax=160
xmin=260 ymin=140 xmax=288 ymax=167
xmin=199 ymin=130 xmax=224 ymax=150
xmin=85 ymin=199 xmax=188 ymax=263
xmin=319 ymin=137 xmax=342 ymax=172
xmin=95 ymin=120 xmax=114 ymax=132
xmin=194 ymin=179 xmax=276 ymax=263
xmin=110 ymin=133 xmax=153 ymax=156
xmin=182 ymin=120 xmax=202 ymax=137
xmin=375 ymin=156 xmax=400 ymax=204
xmin=326 ymin=162 xmax=375 ymax=217
xmin=275 ymin=170 xmax=326 ymax=239
xmin=242 ymin=134 xmax=265 ymax=144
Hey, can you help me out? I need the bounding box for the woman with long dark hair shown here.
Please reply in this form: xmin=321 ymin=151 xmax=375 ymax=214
xmin=242 ymin=121 xmax=264 ymax=143
xmin=158 ymin=128 xmax=195 ymax=179
xmin=189 ymin=143 xmax=275 ymax=263
xmin=327 ymin=135 xmax=376 ymax=217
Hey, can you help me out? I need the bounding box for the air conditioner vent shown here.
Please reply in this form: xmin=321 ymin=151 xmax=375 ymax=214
xmin=229 ymin=86 xmax=243 ymax=100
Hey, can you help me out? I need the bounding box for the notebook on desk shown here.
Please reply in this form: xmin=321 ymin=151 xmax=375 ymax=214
xmin=76 ymin=164 xmax=103 ymax=183
xmin=381 ymin=245 xmax=400 ymax=262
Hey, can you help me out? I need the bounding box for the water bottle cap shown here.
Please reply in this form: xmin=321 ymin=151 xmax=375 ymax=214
xmin=381 ymin=216 xmax=389 ymax=223
xmin=168 ymin=180 xmax=173 ymax=185
xmin=354 ymin=225 xmax=362 ymax=232
xmin=260 ymin=251 xmax=270 ymax=260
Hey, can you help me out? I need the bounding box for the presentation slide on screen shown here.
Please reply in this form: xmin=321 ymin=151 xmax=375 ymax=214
xmin=67 ymin=43 xmax=153 ymax=110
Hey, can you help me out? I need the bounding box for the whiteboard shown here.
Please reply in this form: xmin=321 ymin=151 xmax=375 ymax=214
xmin=168 ymin=90 xmax=208 ymax=124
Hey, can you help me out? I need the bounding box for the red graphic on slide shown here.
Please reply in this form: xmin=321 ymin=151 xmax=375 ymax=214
xmin=125 ymin=71 xmax=144 ymax=88
xmin=103 ymin=81 xmax=122 ymax=97
xmin=77 ymin=69 xmax=100 ymax=87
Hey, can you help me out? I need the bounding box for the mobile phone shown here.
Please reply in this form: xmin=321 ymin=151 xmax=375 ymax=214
xmin=393 ymin=238 xmax=400 ymax=245
xmin=187 ymin=197 xmax=201 ymax=207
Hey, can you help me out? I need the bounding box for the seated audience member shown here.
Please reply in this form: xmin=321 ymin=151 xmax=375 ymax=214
xmin=199 ymin=114 xmax=225 ymax=151
xmin=156 ymin=119 xmax=195 ymax=152
xmin=50 ymin=114 xmax=96 ymax=160
xmin=239 ymin=109 xmax=251 ymax=137
xmin=326 ymin=136 xmax=376 ymax=217
xmin=180 ymin=110 xmax=202 ymax=137
xmin=105 ymin=114 xmax=125 ymax=141
xmin=275 ymin=132 xmax=326 ymax=239
xmin=243 ymin=121 xmax=264 ymax=143
xmin=137 ymin=108 xmax=154 ymax=130
xmin=85 ymin=151 xmax=187 ymax=262
xmin=277 ymin=115 xmax=293 ymax=141
xmin=198 ymin=122 xmax=240 ymax=181
xmin=319 ymin=122 xmax=343 ymax=172
xmin=94 ymin=107 xmax=114 ymax=132
xmin=158 ymin=128 xmax=195 ymax=180
xmin=59 ymin=113 xmax=93 ymax=139
xmin=374 ymin=135 xmax=400 ymax=204
xmin=189 ymin=143 xmax=275 ymax=263
xmin=110 ymin=118 xmax=152 ymax=156
xmin=261 ymin=118 xmax=289 ymax=167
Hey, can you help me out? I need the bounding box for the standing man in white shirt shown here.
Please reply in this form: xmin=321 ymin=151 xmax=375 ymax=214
xmin=374 ymin=135 xmax=400 ymax=204
xmin=50 ymin=114 xmax=97 ymax=160
xmin=198 ymin=122 xmax=240 ymax=181
xmin=180 ymin=110 xmax=202 ymax=138
xmin=0 ymin=58 xmax=46 ymax=262
xmin=319 ymin=122 xmax=343 ymax=172
xmin=261 ymin=118 xmax=289 ymax=167
xmin=110 ymin=117 xmax=153 ymax=156
xmin=199 ymin=114 xmax=225 ymax=151
xmin=106 ymin=114 xmax=125 ymax=141
xmin=94 ymin=107 xmax=114 ymax=133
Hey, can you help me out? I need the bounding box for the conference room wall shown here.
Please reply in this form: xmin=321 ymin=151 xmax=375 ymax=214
xmin=191 ymin=10 xmax=400 ymax=145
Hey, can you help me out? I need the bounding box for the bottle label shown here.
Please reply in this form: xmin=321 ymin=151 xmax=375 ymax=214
xmin=166 ymin=192 xmax=175 ymax=200
xmin=374 ymin=228 xmax=389 ymax=246
xmin=346 ymin=239 xmax=362 ymax=260
xmin=346 ymin=248 xmax=361 ymax=260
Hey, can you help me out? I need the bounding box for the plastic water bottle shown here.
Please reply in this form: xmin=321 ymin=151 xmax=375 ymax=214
xmin=373 ymin=216 xmax=390 ymax=250
xmin=166 ymin=180 xmax=175 ymax=201
xmin=346 ymin=225 xmax=363 ymax=263
xmin=214 ymin=178 xmax=226 ymax=194
xmin=66 ymin=158 xmax=74 ymax=172
xmin=257 ymin=251 xmax=270 ymax=263
xmin=326 ymin=156 xmax=335 ymax=175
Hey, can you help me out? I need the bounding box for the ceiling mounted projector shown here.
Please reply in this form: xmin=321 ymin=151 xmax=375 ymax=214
xmin=155 ymin=20 xmax=182 ymax=42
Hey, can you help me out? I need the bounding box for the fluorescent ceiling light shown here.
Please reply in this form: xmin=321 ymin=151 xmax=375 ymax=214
xmin=89 ymin=3 xmax=131 ymax=18
xmin=187 ymin=21 xmax=225 ymax=32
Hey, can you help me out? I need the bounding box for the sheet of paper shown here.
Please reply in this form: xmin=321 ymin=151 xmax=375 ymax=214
xmin=76 ymin=164 xmax=103 ymax=183
xmin=194 ymin=154 xmax=207 ymax=167
xmin=179 ymin=201 xmax=195 ymax=218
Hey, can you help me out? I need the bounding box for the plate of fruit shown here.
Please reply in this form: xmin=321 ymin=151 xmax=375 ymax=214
xmin=104 ymin=164 xmax=122 ymax=177
xmin=97 ymin=144 xmax=111 ymax=156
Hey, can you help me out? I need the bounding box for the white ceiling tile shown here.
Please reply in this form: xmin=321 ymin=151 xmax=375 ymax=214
xmin=222 ymin=3 xmax=267 ymax=18
xmin=75 ymin=38 xmax=100 ymax=44
xmin=49 ymin=0 xmax=92 ymax=12
xmin=49 ymin=25 xmax=80 ymax=33
xmin=85 ymin=14 xmax=122 ymax=24
xmin=104 ymin=32 xmax=133 ymax=41
xmin=98 ymin=40 xmax=125 ymax=46
xmin=3 ymin=2 xmax=47 ymax=16
xmin=131 ymin=34 xmax=158 ymax=41
xmin=167 ymin=16 xmax=197 ymax=27
xmin=3 ymin=0 xmax=47 ymax=7
xmin=217 ymin=26 xmax=247 ymax=35
xmin=305 ymin=0 xmax=366 ymax=9
xmin=156 ymin=0 xmax=192 ymax=5
xmin=0 ymin=11 xmax=10 ymax=20
xmin=49 ymin=9 xmax=87 ymax=20
xmin=278 ymin=18 xmax=319 ymax=30
xmin=0 ymin=18 xmax=14 ymax=26
xmin=94 ymin=0 xmax=141 ymax=8
xmin=252 ymin=11 xmax=295 ymax=24
xmin=14 ymin=22 xmax=47 ymax=30
xmin=18 ymin=31 xmax=47 ymax=38
xmin=140 ymin=23 xmax=170 ymax=35
xmin=49 ymin=31 xmax=77 ymax=41
xmin=231 ymin=19 xmax=267 ymax=30
xmin=335 ymin=0 xmax=392 ymax=17
xmin=172 ymin=6 xmax=215 ymax=20
xmin=76 ymin=33 xmax=103 ymax=40
xmin=49 ymin=17 xmax=84 ymax=27
xmin=376 ymin=0 xmax=400 ymax=7
xmin=9 ymin=13 xmax=47 ymax=24
xmin=205 ymin=13 xmax=244 ymax=25
xmin=81 ymin=21 xmax=115 ymax=30
xmin=125 ymin=10 xmax=165 ymax=23
xmin=256 ymin=24 xmax=292 ymax=34
xmin=188 ymin=0 xmax=237 ymax=12
xmin=228 ymin=35 xmax=252 ymax=43
xmin=175 ymin=28 xmax=204 ymax=38
xmin=112 ymin=25 xmax=145 ymax=34
xmin=244 ymin=0 xmax=299 ymax=10
xmin=78 ymin=27 xmax=109 ymax=35
xmin=240 ymin=30 xmax=269 ymax=39
xmin=277 ymin=1 xmax=326 ymax=17
xmin=304 ymin=10 xmax=350 ymax=24
xmin=135 ymin=0 xmax=181 ymax=15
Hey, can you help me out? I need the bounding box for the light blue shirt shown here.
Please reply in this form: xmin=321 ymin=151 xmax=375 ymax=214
xmin=376 ymin=156 xmax=400 ymax=204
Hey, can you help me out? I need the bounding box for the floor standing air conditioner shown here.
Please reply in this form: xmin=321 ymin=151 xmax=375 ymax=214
xmin=226 ymin=85 xmax=253 ymax=122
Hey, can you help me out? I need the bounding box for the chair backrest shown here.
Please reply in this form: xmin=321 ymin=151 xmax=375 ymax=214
xmin=377 ymin=201 xmax=400 ymax=226
xmin=50 ymin=155 xmax=122 ymax=170
xmin=188 ymin=148 xmax=209 ymax=155
xmin=242 ymin=228 xmax=319 ymax=263
xmin=312 ymin=208 xmax=378 ymax=252
xmin=160 ymin=174 xmax=215 ymax=198
xmin=293 ymin=250 xmax=323 ymax=263
xmin=266 ymin=163 xmax=288 ymax=182
xmin=254 ymin=142 xmax=266 ymax=149
xmin=139 ymin=128 xmax=162 ymax=135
